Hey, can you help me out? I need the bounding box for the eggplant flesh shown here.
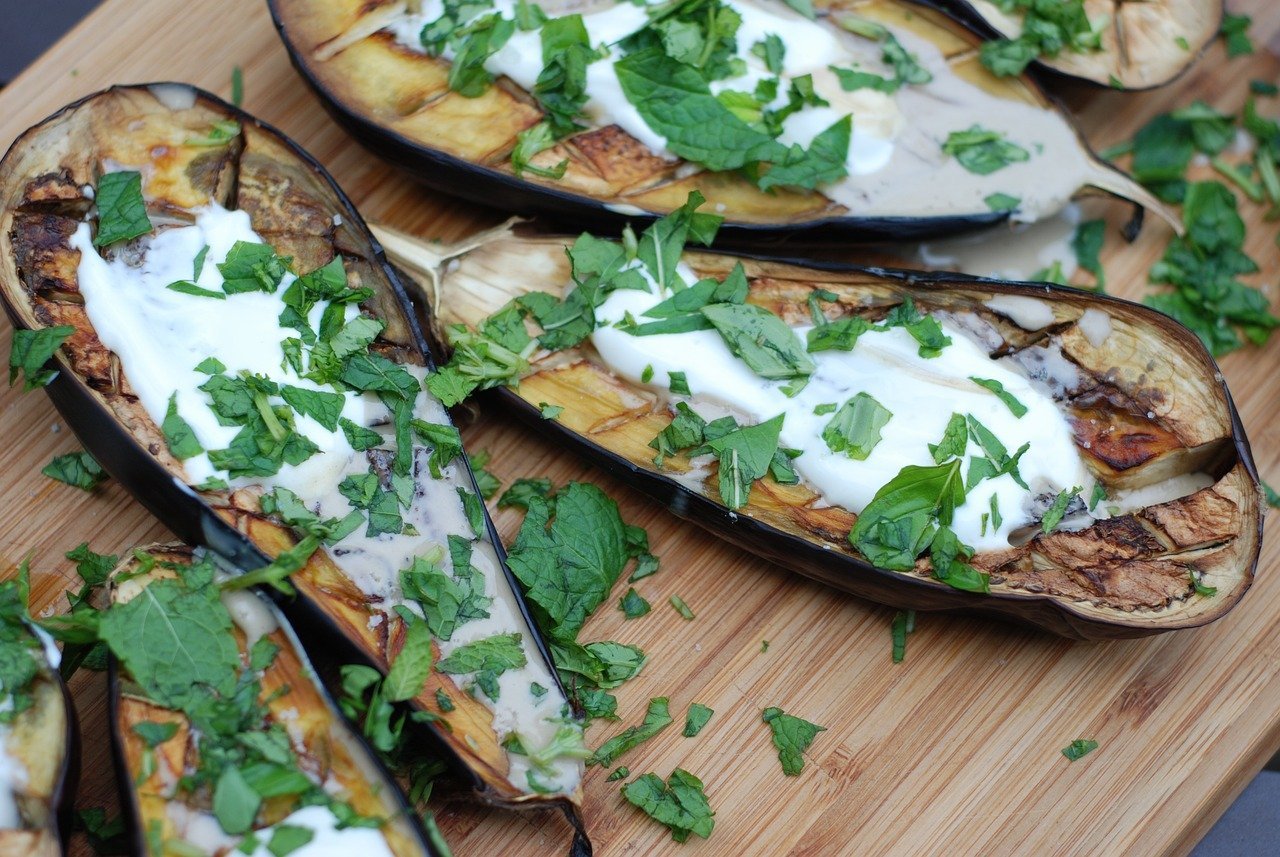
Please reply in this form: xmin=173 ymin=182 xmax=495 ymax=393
xmin=0 ymin=84 xmax=585 ymax=813
xmin=108 ymin=545 xmax=438 ymax=857
xmin=0 ymin=621 xmax=76 ymax=857
xmin=269 ymin=0 xmax=1174 ymax=242
xmin=945 ymin=0 xmax=1221 ymax=89
xmin=378 ymin=222 xmax=1261 ymax=640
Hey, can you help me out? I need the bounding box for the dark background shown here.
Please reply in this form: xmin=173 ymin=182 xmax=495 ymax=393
xmin=0 ymin=0 xmax=1275 ymax=852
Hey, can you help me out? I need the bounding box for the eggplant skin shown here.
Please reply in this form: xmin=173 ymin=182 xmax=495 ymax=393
xmin=0 ymin=667 xmax=77 ymax=857
xmin=941 ymin=0 xmax=1222 ymax=90
xmin=420 ymin=229 xmax=1263 ymax=640
xmin=267 ymin=0 xmax=1159 ymax=243
xmin=106 ymin=545 xmax=438 ymax=857
xmin=0 ymin=84 xmax=576 ymax=813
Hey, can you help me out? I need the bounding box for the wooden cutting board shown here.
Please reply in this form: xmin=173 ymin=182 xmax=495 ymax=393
xmin=1 ymin=1 xmax=1277 ymax=854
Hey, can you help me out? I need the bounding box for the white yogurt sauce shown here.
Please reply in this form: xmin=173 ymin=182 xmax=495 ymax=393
xmin=72 ymin=202 xmax=580 ymax=794
xmin=239 ymin=805 xmax=395 ymax=857
xmin=592 ymin=275 xmax=1095 ymax=550
xmin=383 ymin=0 xmax=1101 ymax=220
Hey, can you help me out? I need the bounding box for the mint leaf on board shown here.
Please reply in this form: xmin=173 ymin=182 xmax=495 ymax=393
xmin=762 ymin=707 xmax=825 ymax=776
xmin=1062 ymin=738 xmax=1099 ymax=761
xmin=821 ymin=393 xmax=891 ymax=460
xmin=93 ymin=171 xmax=152 ymax=246
xmin=505 ymin=482 xmax=629 ymax=641
xmin=1220 ymin=13 xmax=1253 ymax=57
xmin=622 ymin=768 xmax=715 ymax=843
xmin=891 ymin=609 xmax=915 ymax=663
xmin=619 ymin=587 xmax=652 ymax=619
xmin=669 ymin=594 xmax=695 ymax=620
xmin=9 ymin=325 xmax=74 ymax=390
xmin=42 ymin=451 xmax=106 ymax=491
xmin=590 ymin=697 xmax=673 ymax=767
xmin=683 ymin=703 xmax=714 ymax=738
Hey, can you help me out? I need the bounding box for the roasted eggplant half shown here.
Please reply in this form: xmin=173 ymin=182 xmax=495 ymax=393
xmin=269 ymin=0 xmax=1174 ymax=242
xmin=0 ymin=576 xmax=77 ymax=857
xmin=373 ymin=208 xmax=1261 ymax=641
xmin=943 ymin=0 xmax=1221 ymax=89
xmin=0 ymin=84 xmax=590 ymax=833
xmin=106 ymin=544 xmax=439 ymax=856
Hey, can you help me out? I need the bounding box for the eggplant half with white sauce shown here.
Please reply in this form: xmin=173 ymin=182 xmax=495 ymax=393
xmin=0 ymin=579 xmax=77 ymax=857
xmin=269 ymin=0 xmax=1175 ymax=242
xmin=0 ymin=84 xmax=591 ymax=841
xmin=374 ymin=205 xmax=1261 ymax=641
xmin=941 ymin=0 xmax=1221 ymax=90
xmin=108 ymin=545 xmax=440 ymax=856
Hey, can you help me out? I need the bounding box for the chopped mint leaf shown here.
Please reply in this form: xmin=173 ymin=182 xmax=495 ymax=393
xmin=1061 ymin=738 xmax=1099 ymax=762
xmin=821 ymin=393 xmax=892 ymax=460
xmin=435 ymin=688 xmax=456 ymax=712
xmin=682 ymin=703 xmax=713 ymax=737
xmin=42 ymin=451 xmax=106 ymax=491
xmin=436 ymin=633 xmax=527 ymax=679
xmin=620 ymin=587 xmax=651 ymax=619
xmin=265 ymin=825 xmax=314 ymax=857
xmin=161 ymin=393 xmax=203 ymax=460
xmin=1251 ymin=80 xmax=1278 ymax=97
xmin=984 ymin=192 xmax=1020 ymax=212
xmin=1221 ymin=13 xmax=1253 ymax=57
xmin=212 ymin=766 xmax=259 ymax=835
xmin=607 ymin=766 xmax=630 ymax=782
xmin=498 ymin=477 xmax=554 ymax=510
xmin=762 ymin=707 xmax=825 ymax=776
xmin=701 ymin=303 xmax=814 ymax=380
xmin=539 ymin=402 xmax=564 ymax=419
xmin=1191 ymin=570 xmax=1217 ymax=597
xmin=668 ymin=371 xmax=691 ymax=396
xmin=989 ymin=494 xmax=1003 ymax=531
xmin=217 ymin=241 xmax=289 ymax=294
xmin=705 ymin=414 xmax=784 ymax=509
xmin=93 ymin=171 xmax=151 ymax=246
xmin=9 ymin=325 xmax=74 ymax=390
xmin=1089 ymin=483 xmax=1108 ymax=511
xmin=942 ymin=126 xmax=1030 ymax=175
xmin=641 ymin=364 xmax=654 ymax=383
xmin=760 ymin=640 xmax=769 ymax=653
xmin=591 ymin=697 xmax=673 ymax=767
xmin=166 ymin=279 xmax=226 ymax=299
xmin=1041 ymin=486 xmax=1083 ymax=534
xmin=669 ymin=595 xmax=695 ymax=620
xmin=891 ymin=609 xmax=914 ymax=663
xmin=929 ymin=413 xmax=968 ymax=464
xmin=622 ymin=768 xmax=715 ymax=843
xmin=969 ymin=377 xmax=1028 ymax=417
xmin=384 ymin=618 xmax=433 ymax=702
xmin=468 ymin=450 xmax=501 ymax=499
xmin=1071 ymin=219 xmax=1107 ymax=290
xmin=279 ymin=385 xmax=345 ymax=431
xmin=131 ymin=720 xmax=179 ymax=748
xmin=813 ymin=402 xmax=837 ymax=416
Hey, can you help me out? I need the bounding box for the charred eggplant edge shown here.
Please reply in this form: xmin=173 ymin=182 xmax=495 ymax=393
xmin=0 ymin=83 xmax=580 ymax=819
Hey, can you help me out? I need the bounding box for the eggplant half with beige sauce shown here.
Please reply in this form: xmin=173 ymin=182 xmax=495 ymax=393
xmin=374 ymin=209 xmax=1261 ymax=641
xmin=943 ymin=0 xmax=1221 ymax=90
xmin=0 ymin=84 xmax=590 ymax=844
xmin=269 ymin=0 xmax=1175 ymax=242
xmin=0 ymin=579 xmax=77 ymax=857
xmin=108 ymin=545 xmax=440 ymax=856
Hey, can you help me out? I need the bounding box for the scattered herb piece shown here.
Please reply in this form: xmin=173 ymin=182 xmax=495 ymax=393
xmin=762 ymin=707 xmax=825 ymax=776
xmin=1062 ymin=739 xmax=1099 ymax=761
xmin=590 ymin=697 xmax=673 ymax=767
xmin=683 ymin=703 xmax=714 ymax=738
xmin=93 ymin=171 xmax=152 ymax=246
xmin=942 ymin=126 xmax=1030 ymax=175
xmin=9 ymin=325 xmax=75 ymax=390
xmin=669 ymin=595 xmax=695 ymax=620
xmin=42 ymin=451 xmax=106 ymax=491
xmin=620 ymin=587 xmax=652 ymax=619
xmin=621 ymin=768 xmax=715 ymax=843
xmin=1041 ymin=486 xmax=1083 ymax=534
xmin=969 ymin=377 xmax=1028 ymax=417
xmin=891 ymin=609 xmax=915 ymax=664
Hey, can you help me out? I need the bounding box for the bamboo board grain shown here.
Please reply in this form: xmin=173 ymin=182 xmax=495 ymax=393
xmin=0 ymin=1 xmax=1276 ymax=855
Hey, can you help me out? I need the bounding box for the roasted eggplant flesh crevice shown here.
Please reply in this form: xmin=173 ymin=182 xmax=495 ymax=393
xmin=108 ymin=545 xmax=433 ymax=856
xmin=0 ymin=627 xmax=69 ymax=857
xmin=272 ymin=0 xmax=1174 ymax=231
xmin=421 ymin=229 xmax=1258 ymax=629
xmin=950 ymin=0 xmax=1221 ymax=89
xmin=0 ymin=85 xmax=584 ymax=809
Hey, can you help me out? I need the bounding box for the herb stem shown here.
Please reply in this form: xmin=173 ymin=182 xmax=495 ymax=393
xmin=1210 ymin=157 xmax=1264 ymax=202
